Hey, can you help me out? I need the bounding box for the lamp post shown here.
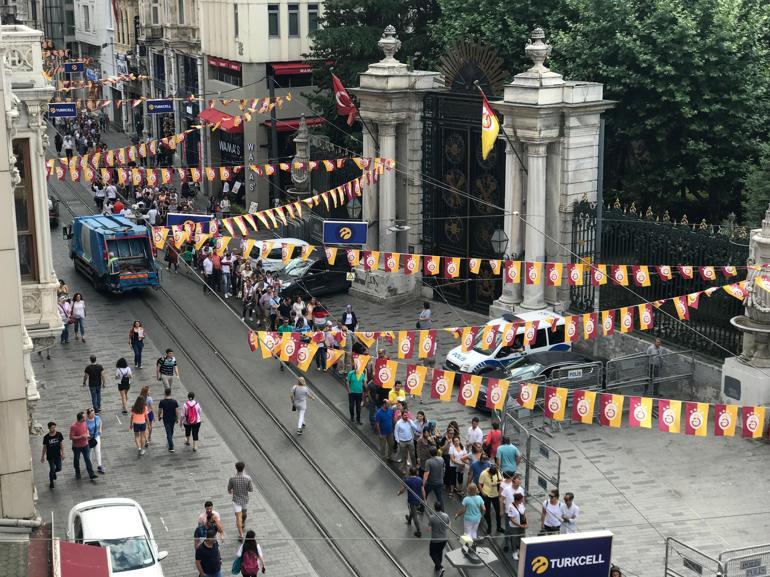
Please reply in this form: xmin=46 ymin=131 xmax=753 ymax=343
xmin=490 ymin=227 xmax=509 ymax=258
xmin=347 ymin=197 xmax=362 ymax=220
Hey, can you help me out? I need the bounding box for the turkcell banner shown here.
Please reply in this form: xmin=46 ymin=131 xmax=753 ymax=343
xmin=147 ymin=99 xmax=174 ymax=114
xmin=166 ymin=212 xmax=215 ymax=232
xmin=519 ymin=530 xmax=613 ymax=577
xmin=323 ymin=220 xmax=367 ymax=245
xmin=63 ymin=61 xmax=85 ymax=73
xmin=48 ymin=102 xmax=77 ymax=118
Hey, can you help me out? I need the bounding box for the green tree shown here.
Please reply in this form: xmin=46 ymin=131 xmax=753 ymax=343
xmin=743 ymin=144 xmax=770 ymax=227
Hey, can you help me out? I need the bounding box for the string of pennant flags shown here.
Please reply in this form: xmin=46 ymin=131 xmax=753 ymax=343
xmin=48 ymin=93 xmax=290 ymax=113
xmin=47 ymin=154 xmax=383 ymax=185
xmin=55 ymin=75 xmax=150 ymax=91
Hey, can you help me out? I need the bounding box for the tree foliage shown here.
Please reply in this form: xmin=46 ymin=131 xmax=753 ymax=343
xmin=742 ymin=144 xmax=770 ymax=227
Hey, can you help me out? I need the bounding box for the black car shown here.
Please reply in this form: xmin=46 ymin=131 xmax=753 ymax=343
xmin=279 ymin=256 xmax=352 ymax=299
xmin=476 ymin=351 xmax=596 ymax=411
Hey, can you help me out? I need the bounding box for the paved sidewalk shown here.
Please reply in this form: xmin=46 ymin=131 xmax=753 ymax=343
xmin=32 ymin=169 xmax=319 ymax=577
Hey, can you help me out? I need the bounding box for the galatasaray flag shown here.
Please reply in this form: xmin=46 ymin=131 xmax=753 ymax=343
xmin=325 ymin=348 xmax=345 ymax=371
xmin=567 ymin=263 xmax=584 ymax=286
xmin=281 ymin=243 xmax=295 ymax=264
xmin=627 ymin=396 xmax=653 ymax=428
xmin=687 ymin=292 xmax=701 ymax=309
xmin=418 ymin=330 xmax=438 ymax=359
xmin=699 ymin=266 xmax=717 ymax=282
xmin=724 ymin=282 xmax=749 ymax=301
xmin=485 ymin=378 xmax=509 ymax=411
xmin=522 ymin=321 xmax=537 ymax=347
xmin=364 ymin=250 xmax=380 ymax=272
xmin=258 ymin=332 xmax=280 ymax=359
xmin=544 ymin=386 xmax=568 ymax=421
xmin=638 ymin=303 xmax=654 ymax=330
xmin=546 ymin=262 xmax=563 ymax=286
xmin=354 ymin=354 xmax=371 ymax=378
xmin=468 ymin=258 xmax=482 ymax=275
xmin=355 ymin=331 xmax=377 ymax=349
xmin=518 ymin=383 xmax=538 ymax=410
xmin=673 ymin=296 xmax=689 ymax=320
xmin=684 ymin=402 xmax=709 ymax=436
xmin=444 ymin=256 xmax=461 ymax=279
xmin=499 ymin=322 xmax=517 ymax=348
xmin=346 ymin=249 xmax=361 ymax=267
xmin=279 ymin=333 xmax=300 ymax=363
xmin=384 ymin=252 xmax=400 ymax=273
xmin=525 ymin=261 xmax=542 ymax=285
xmin=722 ymin=265 xmax=738 ymax=278
xmin=405 ymin=364 xmax=428 ymax=396
xmin=631 ymin=265 xmax=651 ymax=287
xmin=741 ymin=405 xmax=765 ymax=439
xmin=430 ymin=369 xmax=455 ymax=401
xmin=295 ymin=342 xmax=319 ymax=372
xmin=479 ymin=324 xmax=498 ymax=351
xmin=657 ymin=399 xmax=682 ymax=433
xmin=591 ymin=264 xmax=608 ymax=286
xmin=489 ymin=259 xmax=502 ymax=275
xmin=678 ymin=265 xmax=694 ymax=280
xmin=599 ymin=393 xmax=624 ymax=428
xmin=397 ymin=330 xmax=415 ymax=359
xmin=300 ymin=245 xmax=315 ymax=261
xmin=601 ymin=310 xmax=615 ymax=336
xmin=461 ymin=326 xmax=479 ymax=353
xmin=374 ymin=359 xmax=397 ymax=389
xmin=404 ymin=254 xmax=420 ymax=275
xmin=504 ymin=260 xmax=522 ymax=284
xmin=657 ymin=265 xmax=673 ymax=281
xmin=571 ymin=390 xmax=596 ymax=424
xmin=480 ymin=92 xmax=500 ymax=160
xmin=152 ymin=227 xmax=169 ymax=249
xmin=247 ymin=330 xmax=260 ymax=352
xmin=563 ymin=316 xmax=578 ymax=343
xmin=713 ymin=403 xmax=738 ymax=437
xmin=611 ymin=265 xmax=629 ymax=286
xmin=457 ymin=374 xmax=482 ymax=407
xmin=582 ymin=312 xmax=598 ymax=340
xmin=423 ymin=255 xmax=440 ymax=276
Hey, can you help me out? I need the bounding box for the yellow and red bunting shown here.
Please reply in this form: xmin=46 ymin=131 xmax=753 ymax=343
xmin=637 ymin=303 xmax=654 ymax=330
xmin=281 ymin=243 xmax=295 ymax=264
xmin=469 ymin=258 xmax=482 ymax=275
xmin=741 ymin=405 xmax=765 ymax=439
xmin=355 ymin=332 xmax=377 ymax=349
xmin=611 ymin=265 xmax=628 ymax=286
xmin=657 ymin=399 xmax=682 ymax=433
xmin=564 ymin=316 xmax=578 ymax=343
xmin=546 ymin=262 xmax=563 ymax=286
xmin=279 ymin=333 xmax=299 ymax=362
xmin=325 ymin=247 xmax=338 ymax=265
xmin=384 ymin=253 xmax=400 ymax=273
xmin=430 ymin=369 xmax=455 ymax=401
xmin=567 ymin=263 xmax=583 ymax=286
xmin=405 ymin=364 xmax=428 ymax=396
xmin=489 ymin=259 xmax=502 ymax=275
xmin=300 ymin=245 xmax=314 ymax=261
xmin=632 ymin=265 xmax=651 ymax=287
xmin=424 ymin=255 xmax=440 ymax=276
xmin=404 ymin=254 xmax=420 ymax=276
xmin=485 ymin=378 xmax=509 ymax=411
xmin=599 ymin=393 xmax=624 ymax=428
xmin=518 ymin=383 xmax=538 ymax=410
xmin=522 ymin=321 xmax=538 ymax=347
xmin=724 ymin=282 xmax=749 ymax=300
xmin=152 ymin=226 xmax=169 ymax=249
xmin=397 ymin=330 xmax=415 ymax=359
xmin=457 ymin=374 xmax=482 ymax=407
xmin=722 ymin=265 xmax=738 ymax=277
xmin=461 ymin=326 xmax=479 ymax=353
xmin=525 ymin=261 xmax=542 ymax=285
xmin=700 ymin=266 xmax=717 ymax=282
xmin=657 ymin=265 xmax=673 ymax=281
xmin=247 ymin=330 xmax=260 ymax=352
xmin=684 ymin=401 xmax=709 ymax=436
xmin=673 ymin=296 xmax=690 ymax=320
xmin=678 ymin=265 xmax=694 ymax=280
xmin=500 ymin=322 xmax=517 ymax=348
xmin=346 ymin=248 xmax=361 ymax=267
xmin=713 ymin=403 xmax=738 ymax=437
xmin=258 ymin=332 xmax=279 ymax=359
xmin=444 ymin=256 xmax=461 ymax=279
xmin=627 ymin=396 xmax=653 ymax=428
xmin=504 ymin=260 xmax=522 ymax=284
xmin=325 ymin=348 xmax=344 ymax=370
xmin=479 ymin=324 xmax=497 ymax=351
xmin=544 ymin=386 xmax=568 ymax=421
xmin=571 ymin=390 xmax=596 ymax=424
xmin=582 ymin=313 xmax=598 ymax=340
xmin=354 ymin=354 xmax=370 ymax=378
xmin=591 ymin=264 xmax=608 ymax=286
xmin=374 ymin=359 xmax=397 ymax=388
xmin=418 ymin=330 xmax=438 ymax=359
xmin=601 ymin=310 xmax=615 ymax=336
xmin=296 ymin=342 xmax=319 ymax=372
xmin=619 ymin=307 xmax=635 ymax=333
xmin=364 ymin=250 xmax=380 ymax=272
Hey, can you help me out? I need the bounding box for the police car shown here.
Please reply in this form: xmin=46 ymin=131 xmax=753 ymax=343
xmin=443 ymin=311 xmax=570 ymax=375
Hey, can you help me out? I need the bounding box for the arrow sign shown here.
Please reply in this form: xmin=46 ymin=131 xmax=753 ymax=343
xmin=146 ymin=99 xmax=174 ymax=115
xmin=48 ymin=102 xmax=77 ymax=118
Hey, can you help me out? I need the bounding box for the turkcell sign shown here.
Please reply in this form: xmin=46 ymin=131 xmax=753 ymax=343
xmin=519 ymin=530 xmax=613 ymax=577
xmin=48 ymin=102 xmax=77 ymax=118
xmin=63 ymin=61 xmax=85 ymax=73
xmin=323 ymin=220 xmax=367 ymax=245
xmin=146 ymin=99 xmax=174 ymax=115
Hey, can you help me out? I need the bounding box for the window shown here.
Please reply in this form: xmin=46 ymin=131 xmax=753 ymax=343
xmin=65 ymin=8 xmax=74 ymax=34
xmin=550 ymin=324 xmax=566 ymax=346
xmin=308 ymin=4 xmax=318 ymax=33
xmin=267 ymin=4 xmax=279 ymax=37
xmin=233 ymin=4 xmax=238 ymax=37
xmin=151 ymin=0 xmax=159 ymax=25
xmin=13 ymin=140 xmax=37 ymax=280
xmin=81 ymin=5 xmax=89 ymax=31
xmin=208 ymin=58 xmax=243 ymax=86
xmin=178 ymin=0 xmax=185 ymax=24
xmin=288 ymin=4 xmax=299 ymax=36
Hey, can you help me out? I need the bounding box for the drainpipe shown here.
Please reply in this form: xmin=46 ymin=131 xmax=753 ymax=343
xmin=0 ymin=516 xmax=44 ymax=529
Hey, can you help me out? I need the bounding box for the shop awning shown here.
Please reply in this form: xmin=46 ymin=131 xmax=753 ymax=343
xmin=270 ymin=62 xmax=313 ymax=75
xmin=198 ymin=107 xmax=244 ymax=133
xmin=263 ymin=116 xmax=324 ymax=133
xmin=57 ymin=540 xmax=110 ymax=577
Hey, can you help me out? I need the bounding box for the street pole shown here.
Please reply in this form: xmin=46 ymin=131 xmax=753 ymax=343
xmin=198 ymin=53 xmax=208 ymax=197
xmin=268 ymin=71 xmax=279 ymax=204
xmin=592 ymin=118 xmax=605 ymax=359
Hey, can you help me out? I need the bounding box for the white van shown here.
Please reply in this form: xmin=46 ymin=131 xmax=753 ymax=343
xmin=443 ymin=310 xmax=570 ymax=374
xmin=251 ymin=237 xmax=309 ymax=272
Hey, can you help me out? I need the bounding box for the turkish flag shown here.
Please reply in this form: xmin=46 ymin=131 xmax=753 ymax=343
xmin=331 ymin=73 xmax=358 ymax=125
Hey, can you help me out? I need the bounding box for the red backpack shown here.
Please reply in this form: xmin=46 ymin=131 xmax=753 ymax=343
xmin=241 ymin=549 xmax=259 ymax=575
xmin=185 ymin=401 xmax=200 ymax=424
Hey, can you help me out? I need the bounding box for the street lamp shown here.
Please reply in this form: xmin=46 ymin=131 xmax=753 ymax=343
xmin=490 ymin=227 xmax=509 ymax=257
xmin=347 ymin=197 xmax=362 ymax=220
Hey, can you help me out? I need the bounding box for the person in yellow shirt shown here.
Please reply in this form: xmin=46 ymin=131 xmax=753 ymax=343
xmin=388 ymin=380 xmax=406 ymax=404
xmin=478 ymin=464 xmax=503 ymax=534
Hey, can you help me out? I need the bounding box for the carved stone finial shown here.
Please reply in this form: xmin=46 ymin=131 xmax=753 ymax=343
xmin=681 ymin=214 xmax=689 ymax=226
xmin=378 ymin=26 xmax=402 ymax=65
xmin=761 ymin=203 xmax=770 ymax=236
xmin=663 ymin=210 xmax=671 ymax=222
xmin=290 ymin=114 xmax=309 ymax=191
xmin=645 ymin=206 xmax=654 ymax=219
xmin=524 ymin=27 xmax=552 ymax=73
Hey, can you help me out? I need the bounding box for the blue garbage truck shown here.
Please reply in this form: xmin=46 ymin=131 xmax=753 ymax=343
xmin=69 ymin=215 xmax=160 ymax=292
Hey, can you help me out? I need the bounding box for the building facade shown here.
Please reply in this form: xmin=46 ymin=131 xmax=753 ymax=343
xmin=73 ymin=0 xmax=116 ymax=105
xmin=0 ymin=24 xmax=60 ymax=525
xmin=41 ymin=0 xmax=75 ymax=54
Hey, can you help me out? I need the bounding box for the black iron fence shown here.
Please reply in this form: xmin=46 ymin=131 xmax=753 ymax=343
xmin=570 ymin=200 xmax=750 ymax=359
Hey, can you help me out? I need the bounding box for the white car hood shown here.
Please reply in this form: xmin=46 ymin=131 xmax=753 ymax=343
xmin=447 ymin=347 xmax=489 ymax=367
xmin=113 ymin=562 xmax=165 ymax=577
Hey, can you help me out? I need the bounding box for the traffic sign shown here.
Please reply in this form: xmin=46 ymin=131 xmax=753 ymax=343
xmin=48 ymin=102 xmax=77 ymax=118
xmin=146 ymin=99 xmax=174 ymax=115
xmin=323 ymin=220 xmax=367 ymax=245
xmin=63 ymin=61 xmax=85 ymax=73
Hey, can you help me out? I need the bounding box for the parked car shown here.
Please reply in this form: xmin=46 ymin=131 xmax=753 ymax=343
xmin=67 ymin=498 xmax=168 ymax=576
xmin=444 ymin=310 xmax=570 ymax=375
xmin=279 ymin=256 xmax=351 ymax=299
xmin=253 ymin=237 xmax=309 ymax=273
xmin=48 ymin=196 xmax=60 ymax=227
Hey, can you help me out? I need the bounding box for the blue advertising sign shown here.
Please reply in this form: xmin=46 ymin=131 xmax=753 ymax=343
xmin=146 ymin=99 xmax=174 ymax=115
xmin=85 ymin=68 xmax=98 ymax=82
xmin=519 ymin=531 xmax=613 ymax=577
xmin=323 ymin=220 xmax=367 ymax=245
xmin=63 ymin=61 xmax=85 ymax=73
xmin=48 ymin=102 xmax=77 ymax=118
xmin=165 ymin=212 xmax=215 ymax=233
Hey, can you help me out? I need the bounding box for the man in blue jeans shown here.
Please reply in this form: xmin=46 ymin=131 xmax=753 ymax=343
xmin=157 ymin=388 xmax=180 ymax=453
xmin=82 ymin=355 xmax=105 ymax=414
xmin=69 ymin=412 xmax=97 ymax=481
xmin=422 ymin=447 xmax=445 ymax=510
xmin=41 ymin=421 xmax=64 ymax=489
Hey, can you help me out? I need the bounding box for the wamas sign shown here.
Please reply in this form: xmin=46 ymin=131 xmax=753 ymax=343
xmin=519 ymin=530 xmax=613 ymax=577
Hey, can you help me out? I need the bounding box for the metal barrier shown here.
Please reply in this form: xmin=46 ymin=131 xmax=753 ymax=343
xmin=605 ymin=350 xmax=695 ymax=395
xmin=720 ymin=544 xmax=770 ymax=577
xmin=502 ymin=410 xmax=561 ymax=501
xmin=665 ymin=538 xmax=724 ymax=577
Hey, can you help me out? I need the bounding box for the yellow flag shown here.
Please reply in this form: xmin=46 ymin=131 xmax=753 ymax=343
xmin=295 ymin=342 xmax=318 ymax=372
xmin=480 ymin=93 xmax=500 ymax=160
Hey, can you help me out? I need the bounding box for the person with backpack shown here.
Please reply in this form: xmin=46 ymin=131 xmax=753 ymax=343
xmin=115 ymin=357 xmax=132 ymax=415
xmin=236 ymin=530 xmax=266 ymax=575
xmin=156 ymin=348 xmax=179 ymax=388
xmin=182 ymin=391 xmax=202 ymax=451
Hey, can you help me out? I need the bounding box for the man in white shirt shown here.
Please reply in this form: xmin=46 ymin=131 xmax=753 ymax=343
xmin=105 ymin=183 xmax=117 ymax=203
xmin=466 ymin=417 xmax=484 ymax=448
xmin=221 ymin=252 xmax=233 ymax=298
xmin=560 ymin=492 xmax=579 ymax=533
xmin=93 ymin=184 xmax=106 ymax=211
xmin=202 ymin=255 xmax=214 ymax=294
xmin=146 ymin=205 xmax=159 ymax=226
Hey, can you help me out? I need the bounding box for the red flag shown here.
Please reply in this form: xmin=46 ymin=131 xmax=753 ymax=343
xmin=331 ymin=73 xmax=358 ymax=125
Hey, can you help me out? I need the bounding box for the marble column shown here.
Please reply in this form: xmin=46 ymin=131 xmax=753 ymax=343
xmin=362 ymin=125 xmax=379 ymax=251
xmin=545 ymin=140 xmax=562 ymax=305
xmin=521 ymin=141 xmax=548 ymax=310
xmin=498 ymin=140 xmax=524 ymax=305
xmin=378 ymin=122 xmax=397 ymax=253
